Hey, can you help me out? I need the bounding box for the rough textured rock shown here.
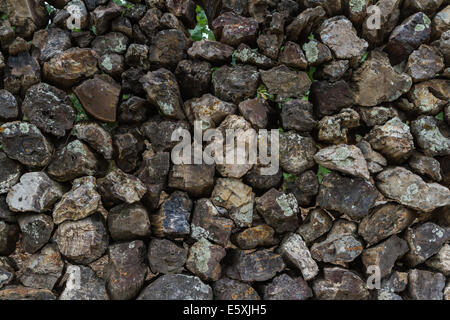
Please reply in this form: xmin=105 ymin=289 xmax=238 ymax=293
xmin=311 ymin=80 xmax=354 ymax=118
xmin=279 ymin=131 xmax=316 ymax=175
xmin=73 ymin=122 xmax=114 ymax=160
xmin=186 ymin=238 xmax=226 ymax=281
xmin=0 ymin=152 xmax=21 ymax=195
xmin=232 ymin=224 xmax=277 ymax=250
xmin=0 ymin=90 xmax=18 ymax=121
xmin=59 ymin=265 xmax=108 ymax=300
xmin=107 ymin=203 xmax=151 ymax=241
xmin=18 ymin=214 xmax=54 ymax=254
xmin=0 ymin=221 xmax=19 ymax=255
xmin=408 ymin=269 xmax=445 ymax=300
xmin=406 ymin=45 xmax=444 ymax=82
xmin=376 ymin=167 xmax=450 ymax=212
xmin=425 ymin=244 xmax=450 ymax=276
xmin=280 ymin=99 xmax=316 ymax=132
xmin=411 ymin=116 xmax=450 ymax=157
xmin=0 ymin=286 xmax=56 ymax=300
xmin=211 ymin=12 xmax=259 ymax=47
xmin=4 ymin=52 xmax=41 ymax=96
xmin=318 ymin=108 xmax=360 ymax=144
xmin=213 ymin=277 xmax=260 ymax=300
xmin=147 ymin=238 xmax=188 ymax=274
xmin=297 ymin=209 xmax=333 ymax=244
xmin=97 ymin=169 xmax=147 ymax=206
xmin=188 ymin=39 xmax=234 ymax=62
xmin=169 ymin=163 xmax=215 ymax=198
xmin=263 ymin=274 xmax=312 ymax=300
xmin=408 ymin=152 xmax=442 ymax=181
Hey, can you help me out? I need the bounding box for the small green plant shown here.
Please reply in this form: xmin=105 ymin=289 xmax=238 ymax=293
xmin=317 ymin=165 xmax=331 ymax=184
xmin=283 ymin=172 xmax=297 ymax=182
xmin=113 ymin=0 xmax=134 ymax=10
xmin=122 ymin=93 xmax=131 ymax=100
xmin=71 ymin=94 xmax=89 ymax=123
xmin=278 ymin=127 xmax=284 ymax=133
xmin=45 ymin=3 xmax=56 ymax=15
xmin=211 ymin=67 xmax=219 ymax=79
xmin=436 ymin=111 xmax=444 ymax=121
xmin=0 ymin=12 xmax=7 ymax=21
xmin=307 ymin=66 xmax=316 ymax=82
xmin=91 ymin=25 xmax=97 ymax=35
xmin=302 ymin=90 xmax=310 ymax=101
xmin=361 ymin=52 xmax=368 ymax=63
xmin=189 ymin=5 xmax=215 ymax=41
xmin=231 ymin=50 xmax=237 ymax=66
xmin=71 ymin=28 xmax=82 ymax=32
xmin=308 ymin=33 xmax=315 ymax=40
xmin=257 ymin=85 xmax=274 ymax=101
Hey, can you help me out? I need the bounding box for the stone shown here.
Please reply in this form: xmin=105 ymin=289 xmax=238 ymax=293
xmin=0 ymin=196 xmax=16 ymax=223
xmin=317 ymin=172 xmax=378 ymax=220
xmin=47 ymin=140 xmax=99 ymax=182
xmin=238 ymin=98 xmax=270 ymax=129
xmin=4 ymin=52 xmax=41 ymax=96
xmin=0 ymin=221 xmax=19 ymax=255
xmin=140 ymin=68 xmax=185 ymax=120
xmin=113 ymin=133 xmax=140 ymax=173
xmin=279 ymin=131 xmax=316 ymax=175
xmin=18 ymin=214 xmax=54 ymax=254
xmin=302 ymin=39 xmax=333 ymax=66
xmin=191 ymin=198 xmax=234 ymax=247
xmin=0 ymin=90 xmax=18 ymax=121
xmin=317 ymin=60 xmax=350 ymax=82
xmin=408 ymin=269 xmax=445 ymax=300
xmin=312 ymin=267 xmax=370 ymax=300
xmin=279 ymin=233 xmax=319 ymax=281
xmin=59 ymin=265 xmax=108 ymax=300
xmin=97 ymin=169 xmax=146 ymax=206
xmin=402 ymin=0 xmax=443 ymax=17
xmin=0 ymin=286 xmax=55 ymax=300
xmin=257 ymin=33 xmax=282 ymax=60
xmin=184 ymin=94 xmax=236 ymax=130
xmin=406 ymin=44 xmax=444 ymax=82
xmin=352 ymin=51 xmax=412 ymax=107
xmin=361 ymin=235 xmax=409 ymax=278
xmin=318 ymin=108 xmax=360 ymax=144
xmin=175 ymin=59 xmax=211 ymax=99
xmin=358 ymin=204 xmax=415 ymax=246
xmin=376 ymin=167 xmax=450 ymax=212
xmin=0 ymin=257 xmax=14 ymax=289
xmin=406 ymin=80 xmax=449 ymax=115
xmin=137 ymin=274 xmax=212 ymax=300
xmin=425 ymin=244 xmax=450 ymax=276
xmin=263 ymin=274 xmax=312 ymax=300
xmin=244 ymin=164 xmax=283 ymax=191
xmin=411 ymin=116 xmax=450 ymax=157
xmin=118 ymin=96 xmax=151 ymax=124
xmin=213 ymin=65 xmax=260 ymax=104
xmin=43 ymin=48 xmax=98 ymax=89
xmin=91 ymin=32 xmax=129 ymax=56
xmin=228 ymin=249 xmax=285 ymax=282
xmin=187 ymin=39 xmax=234 ymax=63
xmin=409 ymin=152 xmax=442 ymax=181
xmin=280 ymin=99 xmax=317 ymax=132
xmin=358 ymin=106 xmax=398 ymax=127
xmin=255 ymin=189 xmax=299 ymax=233
xmin=54 ymin=214 xmax=108 ymax=265
xmin=168 ymin=163 xmax=215 ymax=198
xmin=73 ymin=122 xmax=114 ymax=160
xmin=310 ymin=80 xmax=354 ymax=118
xmin=432 ymin=5 xmax=450 ymax=40
xmin=74 ymin=74 xmax=120 ymax=123
xmin=366 ymin=117 xmax=415 ymax=163
xmin=141 ymin=118 xmax=190 ymax=152
xmin=260 ymin=65 xmax=311 ymax=103
xmin=311 ymin=230 xmax=363 ymax=265
xmin=124 ymin=43 xmax=150 ymax=71
xmin=17 ymin=244 xmax=63 ymax=290
xmin=107 ymin=202 xmax=150 ymax=241
xmin=234 ymin=43 xmax=276 ymax=68
xmin=147 ymin=238 xmax=188 ymax=274
xmin=286 ymin=6 xmax=327 ymax=42
xmin=314 ymin=144 xmax=370 ymax=180
xmin=186 ymin=238 xmax=226 ymax=282
xmin=104 ymin=240 xmax=147 ymax=300
xmin=22 ymin=83 xmax=75 ymax=137
xmin=297 ymin=209 xmax=333 ymax=244
xmin=7 ymin=172 xmax=63 ymax=213
xmin=385 ymin=12 xmax=431 ymax=65
xmin=0 ymin=152 xmax=21 ymax=194
xmin=151 ymin=191 xmax=192 ymax=238
xmin=213 ymin=277 xmax=260 ymax=300
xmin=284 ymin=169 xmax=320 ymax=207
xmin=211 ymin=12 xmax=258 ymax=47
xmin=231 ymin=224 xmax=277 ymax=250
xmin=90 ymin=1 xmax=122 ymax=35
xmin=4 ymin=0 xmax=48 ymax=39
xmin=279 ymin=41 xmax=308 ymax=69
xmin=149 ymin=29 xmax=187 ymax=68
xmin=405 ymin=222 xmax=449 ymax=266
xmin=319 ymin=16 xmax=368 ymax=65
xmin=211 ymin=178 xmax=254 ymax=228
xmin=165 ymin=0 xmax=196 ymax=27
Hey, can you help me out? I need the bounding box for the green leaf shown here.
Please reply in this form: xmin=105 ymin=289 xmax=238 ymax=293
xmin=71 ymin=28 xmax=82 ymax=32
xmin=361 ymin=52 xmax=368 ymax=62
xmin=302 ymin=90 xmax=310 ymax=101
xmin=71 ymin=94 xmax=90 ymax=123
xmin=308 ymin=33 xmax=315 ymax=40
xmin=317 ymin=165 xmax=331 ymax=184
xmin=91 ymin=25 xmax=97 ymax=35
xmin=307 ymin=66 xmax=316 ymax=82
xmin=436 ymin=111 xmax=444 ymax=121
xmin=278 ymin=127 xmax=284 ymax=133
xmin=231 ymin=50 xmax=237 ymax=66
xmin=122 ymin=93 xmax=131 ymax=100
xmin=45 ymin=3 xmax=56 ymax=15
xmin=189 ymin=5 xmax=215 ymax=41
xmin=283 ymin=172 xmax=297 ymax=182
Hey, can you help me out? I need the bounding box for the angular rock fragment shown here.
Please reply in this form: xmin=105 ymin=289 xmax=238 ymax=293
xmin=97 ymin=169 xmax=146 ymax=206
xmin=238 ymin=98 xmax=270 ymax=129
xmin=107 ymin=203 xmax=151 ymax=241
xmin=0 ymin=89 xmax=18 ymax=121
xmin=147 ymin=238 xmax=188 ymax=274
xmin=297 ymin=209 xmax=333 ymax=244
xmin=279 ymin=131 xmax=316 ymax=175
xmin=73 ymin=122 xmax=114 ymax=160
xmin=232 ymin=224 xmax=277 ymax=250
xmin=280 ymin=99 xmax=316 ymax=132
xmin=168 ymin=163 xmax=215 ymax=198
xmin=0 ymin=152 xmax=21 ymax=195
xmin=411 ymin=116 xmax=450 ymax=157
xmin=175 ymin=59 xmax=211 ymax=99
xmin=213 ymin=65 xmax=260 ymax=104
xmin=90 ymin=1 xmax=122 ymax=35
xmin=425 ymin=244 xmax=450 ymax=276
xmin=0 ymin=257 xmax=14 ymax=289
xmin=355 ymin=140 xmax=388 ymax=174
xmin=302 ymin=39 xmax=332 ymax=67
xmin=406 ymin=45 xmax=444 ymax=82
xmin=18 ymin=214 xmax=54 ymax=254
xmin=311 ymin=230 xmax=363 ymax=265
xmin=311 ymin=80 xmax=354 ymax=118
xmin=286 ymin=6 xmax=326 ymax=42
xmin=4 ymin=52 xmax=41 ymax=96
xmin=234 ymin=43 xmax=276 ymax=68
xmin=408 ymin=269 xmax=445 ymax=300
xmin=358 ymin=106 xmax=398 ymax=127
xmin=408 ymin=152 xmax=442 ymax=181
xmin=406 ymin=80 xmax=449 ymax=115
xmin=263 ymin=274 xmax=312 ymax=300
xmin=211 ymin=12 xmax=259 ymax=47
xmin=186 ymin=238 xmax=226 ymax=282
xmin=318 ymin=108 xmax=360 ymax=144
xmin=113 ymin=133 xmax=140 ymax=173
xmin=32 ymin=28 xmax=71 ymax=63
xmin=59 ymin=265 xmax=108 ymax=300
xmin=0 ymin=221 xmax=19 ymax=255
xmin=0 ymin=286 xmax=55 ymax=300
xmin=213 ymin=277 xmax=260 ymax=300
xmin=149 ymin=29 xmax=187 ymax=68
xmin=187 ymin=39 xmax=234 ymax=63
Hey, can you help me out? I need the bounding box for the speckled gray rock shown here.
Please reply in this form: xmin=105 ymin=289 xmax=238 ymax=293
xmin=425 ymin=244 xmax=450 ymax=276
xmin=411 ymin=116 xmax=450 ymax=157
xmin=408 ymin=269 xmax=445 ymax=300
xmin=54 ymin=214 xmax=108 ymax=265
xmin=366 ymin=117 xmax=415 ymax=163
xmin=191 ymin=198 xmax=234 ymax=247
xmin=376 ymin=167 xmax=450 ymax=212
xmin=137 ymin=274 xmax=213 ymax=300
xmin=147 ymin=238 xmax=188 ymax=274
xmin=97 ymin=169 xmax=147 ymax=206
xmin=231 ymin=224 xmax=278 ymax=250
xmin=314 ymin=144 xmax=370 ymax=180
xmin=104 ymin=240 xmax=147 ymax=300
xmin=358 ymin=204 xmax=415 ymax=246
xmin=405 ymin=222 xmax=449 ymax=267
xmin=405 ymin=80 xmax=449 ymax=115
xmin=0 ymin=89 xmax=18 ymax=120
xmin=302 ymin=40 xmax=333 ymax=66
xmin=7 ymin=172 xmax=63 ymax=213
xmin=317 ymin=172 xmax=378 ymax=220
xmin=263 ymin=273 xmax=312 ymax=300
xmin=18 ymin=214 xmax=54 ymax=254
xmin=297 ymin=209 xmax=333 ymax=245
xmin=168 ymin=162 xmax=215 ymax=198
xmin=358 ymin=106 xmax=398 ymax=127
xmin=318 ymin=108 xmax=360 ymax=144
xmin=47 ymin=140 xmax=99 ymax=182
xmin=255 ymin=189 xmax=299 ymax=233
xmin=0 ymin=221 xmax=19 ymax=255
xmin=356 ymin=140 xmax=387 ymax=174
xmin=107 ymin=202 xmax=151 ymax=241
xmin=187 ymin=39 xmax=234 ymax=62
xmin=408 ymin=152 xmax=442 ymax=181
xmin=211 ymin=178 xmax=254 ymax=228
xmin=312 ymin=267 xmax=369 ymax=300
xmin=279 ymin=131 xmax=316 ymax=175
xmin=0 ymin=257 xmax=14 ymax=289
xmin=280 ymin=99 xmax=317 ymax=132
xmin=278 ymin=233 xmax=318 ymax=281
xmin=0 ymin=122 xmax=53 ymax=167
xmin=0 ymin=152 xmax=21 ymax=195
xmin=406 ymin=44 xmax=444 ymax=82
xmin=235 ymin=43 xmax=276 ymax=68
xmin=73 ymin=122 xmax=114 ymax=160
xmin=0 ymin=285 xmax=56 ymax=300
xmin=213 ymin=277 xmax=260 ymax=300
xmin=59 ymin=265 xmax=109 ymax=300
xmin=186 ymin=238 xmax=226 ymax=282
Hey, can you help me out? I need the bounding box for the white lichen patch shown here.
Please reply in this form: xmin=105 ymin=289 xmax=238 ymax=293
xmin=276 ymin=193 xmax=298 ymax=217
